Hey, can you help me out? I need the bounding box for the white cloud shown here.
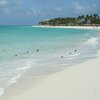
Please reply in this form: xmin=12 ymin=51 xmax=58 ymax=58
xmin=26 ymin=9 xmax=40 ymax=17
xmin=72 ymin=2 xmax=86 ymax=14
xmin=15 ymin=9 xmax=39 ymax=18
xmin=0 ymin=0 xmax=7 ymax=7
xmin=54 ymin=7 xmax=63 ymax=12
xmin=3 ymin=7 xmax=10 ymax=14
xmin=26 ymin=10 xmax=34 ymax=17
xmin=13 ymin=0 xmax=22 ymax=6
xmin=70 ymin=1 xmax=100 ymax=15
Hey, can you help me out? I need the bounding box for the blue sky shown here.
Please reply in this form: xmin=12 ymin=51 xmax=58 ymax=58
xmin=0 ymin=0 xmax=100 ymax=25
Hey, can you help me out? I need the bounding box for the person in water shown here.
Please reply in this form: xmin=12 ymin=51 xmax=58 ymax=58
xmin=3 ymin=49 xmax=5 ymax=52
xmin=37 ymin=49 xmax=39 ymax=52
xmin=15 ymin=54 xmax=18 ymax=56
xmin=27 ymin=51 xmax=29 ymax=54
xmin=69 ymin=52 xmax=72 ymax=55
xmin=61 ymin=56 xmax=63 ymax=58
xmin=74 ymin=50 xmax=77 ymax=52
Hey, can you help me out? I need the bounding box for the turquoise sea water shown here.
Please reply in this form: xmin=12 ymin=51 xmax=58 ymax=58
xmin=0 ymin=26 xmax=100 ymax=95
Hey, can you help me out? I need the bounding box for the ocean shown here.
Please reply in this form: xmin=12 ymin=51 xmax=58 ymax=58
xmin=0 ymin=26 xmax=100 ymax=96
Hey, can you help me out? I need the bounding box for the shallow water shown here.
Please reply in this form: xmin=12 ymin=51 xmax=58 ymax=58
xmin=0 ymin=26 xmax=100 ymax=96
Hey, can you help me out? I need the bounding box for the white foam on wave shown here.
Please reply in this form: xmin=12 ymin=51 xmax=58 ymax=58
xmin=68 ymin=53 xmax=80 ymax=57
xmin=0 ymin=60 xmax=36 ymax=96
xmin=16 ymin=63 xmax=30 ymax=71
xmin=0 ymin=88 xmax=4 ymax=96
xmin=8 ymin=60 xmax=35 ymax=85
xmin=85 ymin=37 xmax=99 ymax=45
xmin=15 ymin=60 xmax=35 ymax=71
xmin=8 ymin=75 xmax=21 ymax=85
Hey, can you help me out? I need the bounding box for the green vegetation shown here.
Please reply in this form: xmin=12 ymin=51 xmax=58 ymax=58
xmin=39 ymin=14 xmax=100 ymax=26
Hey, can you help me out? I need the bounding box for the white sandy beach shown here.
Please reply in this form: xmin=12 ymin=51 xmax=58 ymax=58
xmin=0 ymin=52 xmax=100 ymax=100
xmin=32 ymin=25 xmax=100 ymax=29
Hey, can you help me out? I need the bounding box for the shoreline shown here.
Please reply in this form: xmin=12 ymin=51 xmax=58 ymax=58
xmin=0 ymin=51 xmax=100 ymax=100
xmin=32 ymin=25 xmax=100 ymax=29
xmin=0 ymin=26 xmax=100 ymax=100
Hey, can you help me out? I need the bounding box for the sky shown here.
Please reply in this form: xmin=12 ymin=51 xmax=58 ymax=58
xmin=0 ymin=0 xmax=100 ymax=25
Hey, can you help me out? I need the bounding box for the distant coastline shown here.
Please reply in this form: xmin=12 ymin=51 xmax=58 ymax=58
xmin=34 ymin=14 xmax=100 ymax=29
xmin=38 ymin=14 xmax=100 ymax=28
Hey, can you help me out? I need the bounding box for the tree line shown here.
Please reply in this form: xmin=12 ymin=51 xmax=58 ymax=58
xmin=39 ymin=14 xmax=100 ymax=26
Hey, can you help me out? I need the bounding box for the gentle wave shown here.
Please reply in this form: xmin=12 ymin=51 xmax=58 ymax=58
xmin=8 ymin=60 xmax=35 ymax=85
xmin=8 ymin=75 xmax=21 ymax=85
xmin=68 ymin=53 xmax=80 ymax=57
xmin=0 ymin=88 xmax=4 ymax=96
xmin=15 ymin=61 xmax=34 ymax=71
xmin=0 ymin=60 xmax=35 ymax=96
xmin=85 ymin=37 xmax=99 ymax=45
